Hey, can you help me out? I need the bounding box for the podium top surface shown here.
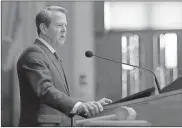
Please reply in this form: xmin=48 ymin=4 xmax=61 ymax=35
xmin=105 ymin=89 xmax=182 ymax=109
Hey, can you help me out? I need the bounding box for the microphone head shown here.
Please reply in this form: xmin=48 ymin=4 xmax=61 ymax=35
xmin=85 ymin=51 xmax=93 ymax=58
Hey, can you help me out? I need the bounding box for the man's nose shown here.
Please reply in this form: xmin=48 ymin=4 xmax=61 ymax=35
xmin=61 ymin=26 xmax=67 ymax=33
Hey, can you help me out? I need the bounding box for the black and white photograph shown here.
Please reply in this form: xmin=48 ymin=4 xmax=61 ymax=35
xmin=1 ymin=0 xmax=182 ymax=127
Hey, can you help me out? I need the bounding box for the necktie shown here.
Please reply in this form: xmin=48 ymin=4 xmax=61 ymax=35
xmin=53 ymin=52 xmax=70 ymax=95
xmin=53 ymin=52 xmax=60 ymax=61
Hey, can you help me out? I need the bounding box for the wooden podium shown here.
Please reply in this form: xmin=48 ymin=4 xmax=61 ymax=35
xmin=73 ymin=89 xmax=182 ymax=126
xmin=76 ymin=120 xmax=151 ymax=127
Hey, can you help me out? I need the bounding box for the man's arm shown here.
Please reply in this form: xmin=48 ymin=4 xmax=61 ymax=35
xmin=19 ymin=48 xmax=78 ymax=116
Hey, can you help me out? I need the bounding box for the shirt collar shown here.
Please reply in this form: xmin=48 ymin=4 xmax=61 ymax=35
xmin=37 ymin=37 xmax=56 ymax=54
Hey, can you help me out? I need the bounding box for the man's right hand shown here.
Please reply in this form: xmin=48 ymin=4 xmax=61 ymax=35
xmin=76 ymin=101 xmax=103 ymax=117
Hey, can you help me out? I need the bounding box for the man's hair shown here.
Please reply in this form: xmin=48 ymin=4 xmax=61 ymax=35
xmin=35 ymin=6 xmax=67 ymax=35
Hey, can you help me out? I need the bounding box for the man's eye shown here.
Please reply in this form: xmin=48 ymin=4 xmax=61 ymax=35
xmin=57 ymin=24 xmax=67 ymax=27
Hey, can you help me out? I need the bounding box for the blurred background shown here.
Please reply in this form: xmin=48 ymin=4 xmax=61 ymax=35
xmin=1 ymin=1 xmax=182 ymax=126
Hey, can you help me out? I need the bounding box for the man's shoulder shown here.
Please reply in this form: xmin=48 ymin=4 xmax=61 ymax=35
xmin=18 ymin=44 xmax=46 ymax=62
xmin=16 ymin=43 xmax=50 ymax=72
xmin=22 ymin=43 xmax=45 ymax=55
xmin=26 ymin=43 xmax=45 ymax=53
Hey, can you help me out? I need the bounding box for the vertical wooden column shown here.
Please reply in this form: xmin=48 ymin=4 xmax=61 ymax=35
xmin=73 ymin=2 xmax=95 ymax=101
xmin=139 ymin=31 xmax=154 ymax=92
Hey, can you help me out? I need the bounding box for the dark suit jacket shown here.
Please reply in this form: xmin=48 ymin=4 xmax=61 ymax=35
xmin=17 ymin=39 xmax=78 ymax=126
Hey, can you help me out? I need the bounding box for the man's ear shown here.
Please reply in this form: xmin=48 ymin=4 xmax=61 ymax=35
xmin=39 ymin=23 xmax=48 ymax=35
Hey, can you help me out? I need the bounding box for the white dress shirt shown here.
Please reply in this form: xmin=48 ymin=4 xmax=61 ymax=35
xmin=37 ymin=37 xmax=82 ymax=114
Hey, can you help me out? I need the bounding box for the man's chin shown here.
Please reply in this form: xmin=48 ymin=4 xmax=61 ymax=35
xmin=58 ymin=40 xmax=65 ymax=45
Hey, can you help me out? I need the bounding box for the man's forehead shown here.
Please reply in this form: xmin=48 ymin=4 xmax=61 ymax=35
xmin=50 ymin=11 xmax=67 ymax=22
xmin=50 ymin=11 xmax=66 ymax=18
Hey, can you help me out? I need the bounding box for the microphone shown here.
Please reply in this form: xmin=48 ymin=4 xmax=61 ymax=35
xmin=85 ymin=50 xmax=161 ymax=94
xmin=85 ymin=51 xmax=93 ymax=58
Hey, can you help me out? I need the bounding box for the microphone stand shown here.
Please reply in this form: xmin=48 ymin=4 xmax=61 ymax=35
xmin=93 ymin=55 xmax=161 ymax=94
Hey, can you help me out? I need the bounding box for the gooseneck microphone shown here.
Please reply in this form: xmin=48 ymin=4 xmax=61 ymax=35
xmin=85 ymin=51 xmax=93 ymax=58
xmin=85 ymin=50 xmax=161 ymax=94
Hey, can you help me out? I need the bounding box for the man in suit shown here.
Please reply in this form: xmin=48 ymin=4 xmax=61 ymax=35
xmin=17 ymin=6 xmax=112 ymax=127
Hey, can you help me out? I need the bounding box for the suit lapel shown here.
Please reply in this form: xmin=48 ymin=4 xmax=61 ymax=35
xmin=56 ymin=56 xmax=70 ymax=95
xmin=34 ymin=39 xmax=70 ymax=95
xmin=61 ymin=65 xmax=70 ymax=95
xmin=54 ymin=52 xmax=70 ymax=95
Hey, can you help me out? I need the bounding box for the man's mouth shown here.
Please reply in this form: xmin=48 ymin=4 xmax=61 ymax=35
xmin=61 ymin=36 xmax=65 ymax=39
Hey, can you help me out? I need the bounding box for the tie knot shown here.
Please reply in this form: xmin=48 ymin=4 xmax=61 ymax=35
xmin=54 ymin=52 xmax=62 ymax=63
xmin=54 ymin=52 xmax=59 ymax=60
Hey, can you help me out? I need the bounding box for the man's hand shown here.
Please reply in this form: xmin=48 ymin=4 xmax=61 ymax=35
xmin=77 ymin=101 xmax=103 ymax=117
xmin=97 ymin=97 xmax=112 ymax=106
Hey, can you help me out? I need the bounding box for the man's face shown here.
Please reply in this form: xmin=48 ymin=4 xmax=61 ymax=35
xmin=47 ymin=11 xmax=67 ymax=45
